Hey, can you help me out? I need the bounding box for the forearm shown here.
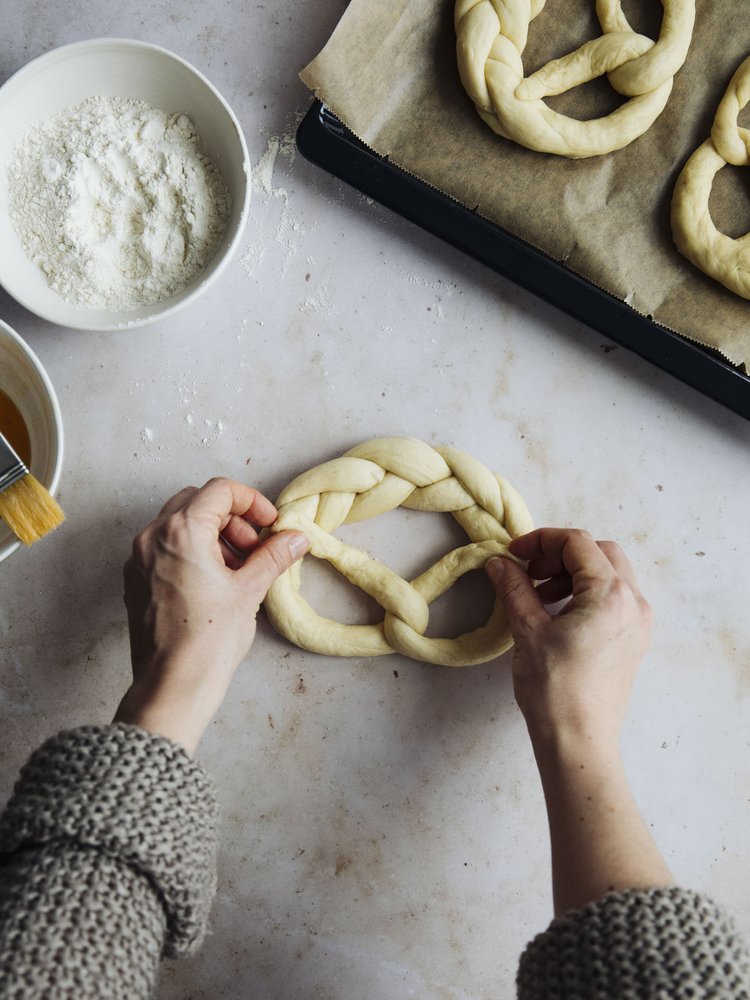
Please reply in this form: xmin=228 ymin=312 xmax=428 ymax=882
xmin=531 ymin=726 xmax=672 ymax=916
xmin=114 ymin=671 xmax=220 ymax=755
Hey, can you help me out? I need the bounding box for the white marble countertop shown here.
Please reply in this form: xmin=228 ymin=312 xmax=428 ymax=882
xmin=2 ymin=3 xmax=750 ymax=997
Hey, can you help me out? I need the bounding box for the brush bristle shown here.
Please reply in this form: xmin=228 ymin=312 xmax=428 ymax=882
xmin=0 ymin=473 xmax=66 ymax=545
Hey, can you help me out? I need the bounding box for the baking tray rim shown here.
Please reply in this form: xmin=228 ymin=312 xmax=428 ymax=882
xmin=296 ymin=100 xmax=750 ymax=423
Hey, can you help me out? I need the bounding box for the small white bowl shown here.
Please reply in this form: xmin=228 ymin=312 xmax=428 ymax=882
xmin=0 ymin=39 xmax=250 ymax=330
xmin=0 ymin=319 xmax=64 ymax=562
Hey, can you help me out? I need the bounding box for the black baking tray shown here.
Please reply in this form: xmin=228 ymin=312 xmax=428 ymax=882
xmin=297 ymin=101 xmax=750 ymax=422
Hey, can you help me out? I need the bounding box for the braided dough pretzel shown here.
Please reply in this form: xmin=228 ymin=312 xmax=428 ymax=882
xmin=263 ymin=438 xmax=533 ymax=667
xmin=455 ymin=0 xmax=695 ymax=158
xmin=671 ymin=55 xmax=750 ymax=300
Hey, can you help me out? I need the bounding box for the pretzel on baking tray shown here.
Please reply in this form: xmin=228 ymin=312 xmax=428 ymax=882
xmin=671 ymin=55 xmax=750 ymax=300
xmin=263 ymin=437 xmax=533 ymax=667
xmin=455 ymin=0 xmax=695 ymax=158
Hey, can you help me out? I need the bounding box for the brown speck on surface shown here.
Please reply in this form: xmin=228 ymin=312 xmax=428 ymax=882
xmin=600 ymin=343 xmax=618 ymax=353
xmin=245 ymin=457 xmax=252 ymax=465
xmin=393 ymin=669 xmax=399 ymax=678
xmin=305 ymin=272 xmax=311 ymax=281
xmin=335 ymin=854 xmax=353 ymax=877
xmin=295 ymin=675 xmax=306 ymax=694
xmin=208 ymin=619 xmax=213 ymax=623
xmin=656 ymin=484 xmax=664 ymax=492
xmin=695 ymin=551 xmax=706 ymax=557
xmin=267 ymin=714 xmax=275 ymax=730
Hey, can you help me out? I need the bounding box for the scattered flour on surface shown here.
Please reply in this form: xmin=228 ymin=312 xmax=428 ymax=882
xmin=7 ymin=96 xmax=231 ymax=310
xmin=253 ymin=137 xmax=283 ymax=196
xmin=241 ymin=117 xmax=303 ymax=277
xmin=298 ymin=283 xmax=333 ymax=316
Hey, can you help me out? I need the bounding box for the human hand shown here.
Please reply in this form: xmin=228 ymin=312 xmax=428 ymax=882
xmin=114 ymin=478 xmax=309 ymax=754
xmin=487 ymin=529 xmax=652 ymax=749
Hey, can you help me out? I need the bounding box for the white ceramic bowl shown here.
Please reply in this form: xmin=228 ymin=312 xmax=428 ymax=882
xmin=0 ymin=319 xmax=63 ymax=562
xmin=0 ymin=39 xmax=250 ymax=330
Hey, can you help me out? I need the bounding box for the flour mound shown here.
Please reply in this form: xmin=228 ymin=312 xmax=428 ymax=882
xmin=7 ymin=96 xmax=232 ymax=310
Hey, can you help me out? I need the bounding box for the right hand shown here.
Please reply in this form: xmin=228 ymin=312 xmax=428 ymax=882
xmin=487 ymin=529 xmax=652 ymax=747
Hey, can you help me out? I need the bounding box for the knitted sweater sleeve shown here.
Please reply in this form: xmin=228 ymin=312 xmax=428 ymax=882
xmin=0 ymin=723 xmax=218 ymax=999
xmin=517 ymin=886 xmax=750 ymax=999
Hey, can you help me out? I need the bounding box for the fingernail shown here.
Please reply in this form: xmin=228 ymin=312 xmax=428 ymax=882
xmin=486 ymin=556 xmax=505 ymax=583
xmin=288 ymin=532 xmax=310 ymax=559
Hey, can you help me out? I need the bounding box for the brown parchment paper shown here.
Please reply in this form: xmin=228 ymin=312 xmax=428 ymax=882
xmin=301 ymin=0 xmax=750 ymax=369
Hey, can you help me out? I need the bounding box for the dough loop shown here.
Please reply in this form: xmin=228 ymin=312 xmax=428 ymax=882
xmin=671 ymin=55 xmax=750 ymax=300
xmin=263 ymin=437 xmax=533 ymax=667
xmin=454 ymin=0 xmax=695 ymax=158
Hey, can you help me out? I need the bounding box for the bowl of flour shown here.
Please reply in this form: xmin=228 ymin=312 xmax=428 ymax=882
xmin=0 ymin=39 xmax=250 ymax=330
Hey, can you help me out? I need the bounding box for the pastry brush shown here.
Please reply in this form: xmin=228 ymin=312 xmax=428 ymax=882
xmin=0 ymin=430 xmax=65 ymax=545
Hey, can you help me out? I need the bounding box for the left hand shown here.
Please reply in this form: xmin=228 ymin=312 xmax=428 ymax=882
xmin=114 ymin=478 xmax=308 ymax=753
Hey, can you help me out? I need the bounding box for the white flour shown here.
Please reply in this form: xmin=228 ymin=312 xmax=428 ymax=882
xmin=7 ymin=96 xmax=231 ymax=310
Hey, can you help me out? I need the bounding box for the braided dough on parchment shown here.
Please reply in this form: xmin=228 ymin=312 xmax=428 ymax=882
xmin=671 ymin=55 xmax=750 ymax=300
xmin=455 ymin=0 xmax=695 ymax=158
xmin=263 ymin=437 xmax=533 ymax=667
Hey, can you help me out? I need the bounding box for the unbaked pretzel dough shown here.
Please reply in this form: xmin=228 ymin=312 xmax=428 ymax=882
xmin=455 ymin=0 xmax=695 ymax=158
xmin=671 ymin=55 xmax=750 ymax=300
xmin=263 ymin=437 xmax=533 ymax=667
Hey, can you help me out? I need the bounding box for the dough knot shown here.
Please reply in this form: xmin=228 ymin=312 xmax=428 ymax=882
xmin=671 ymin=54 xmax=750 ymax=300
xmin=263 ymin=437 xmax=533 ymax=667
xmin=454 ymin=0 xmax=695 ymax=158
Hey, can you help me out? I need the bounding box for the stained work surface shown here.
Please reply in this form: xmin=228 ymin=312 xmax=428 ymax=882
xmin=1 ymin=2 xmax=749 ymax=998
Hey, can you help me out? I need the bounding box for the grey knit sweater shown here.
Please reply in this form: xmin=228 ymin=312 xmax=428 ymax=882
xmin=0 ymin=725 xmax=217 ymax=998
xmin=1 ymin=726 xmax=749 ymax=999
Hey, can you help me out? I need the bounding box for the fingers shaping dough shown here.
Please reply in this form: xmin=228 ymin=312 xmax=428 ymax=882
xmin=454 ymin=0 xmax=695 ymax=158
xmin=263 ymin=437 xmax=533 ymax=667
xmin=671 ymin=55 xmax=750 ymax=300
